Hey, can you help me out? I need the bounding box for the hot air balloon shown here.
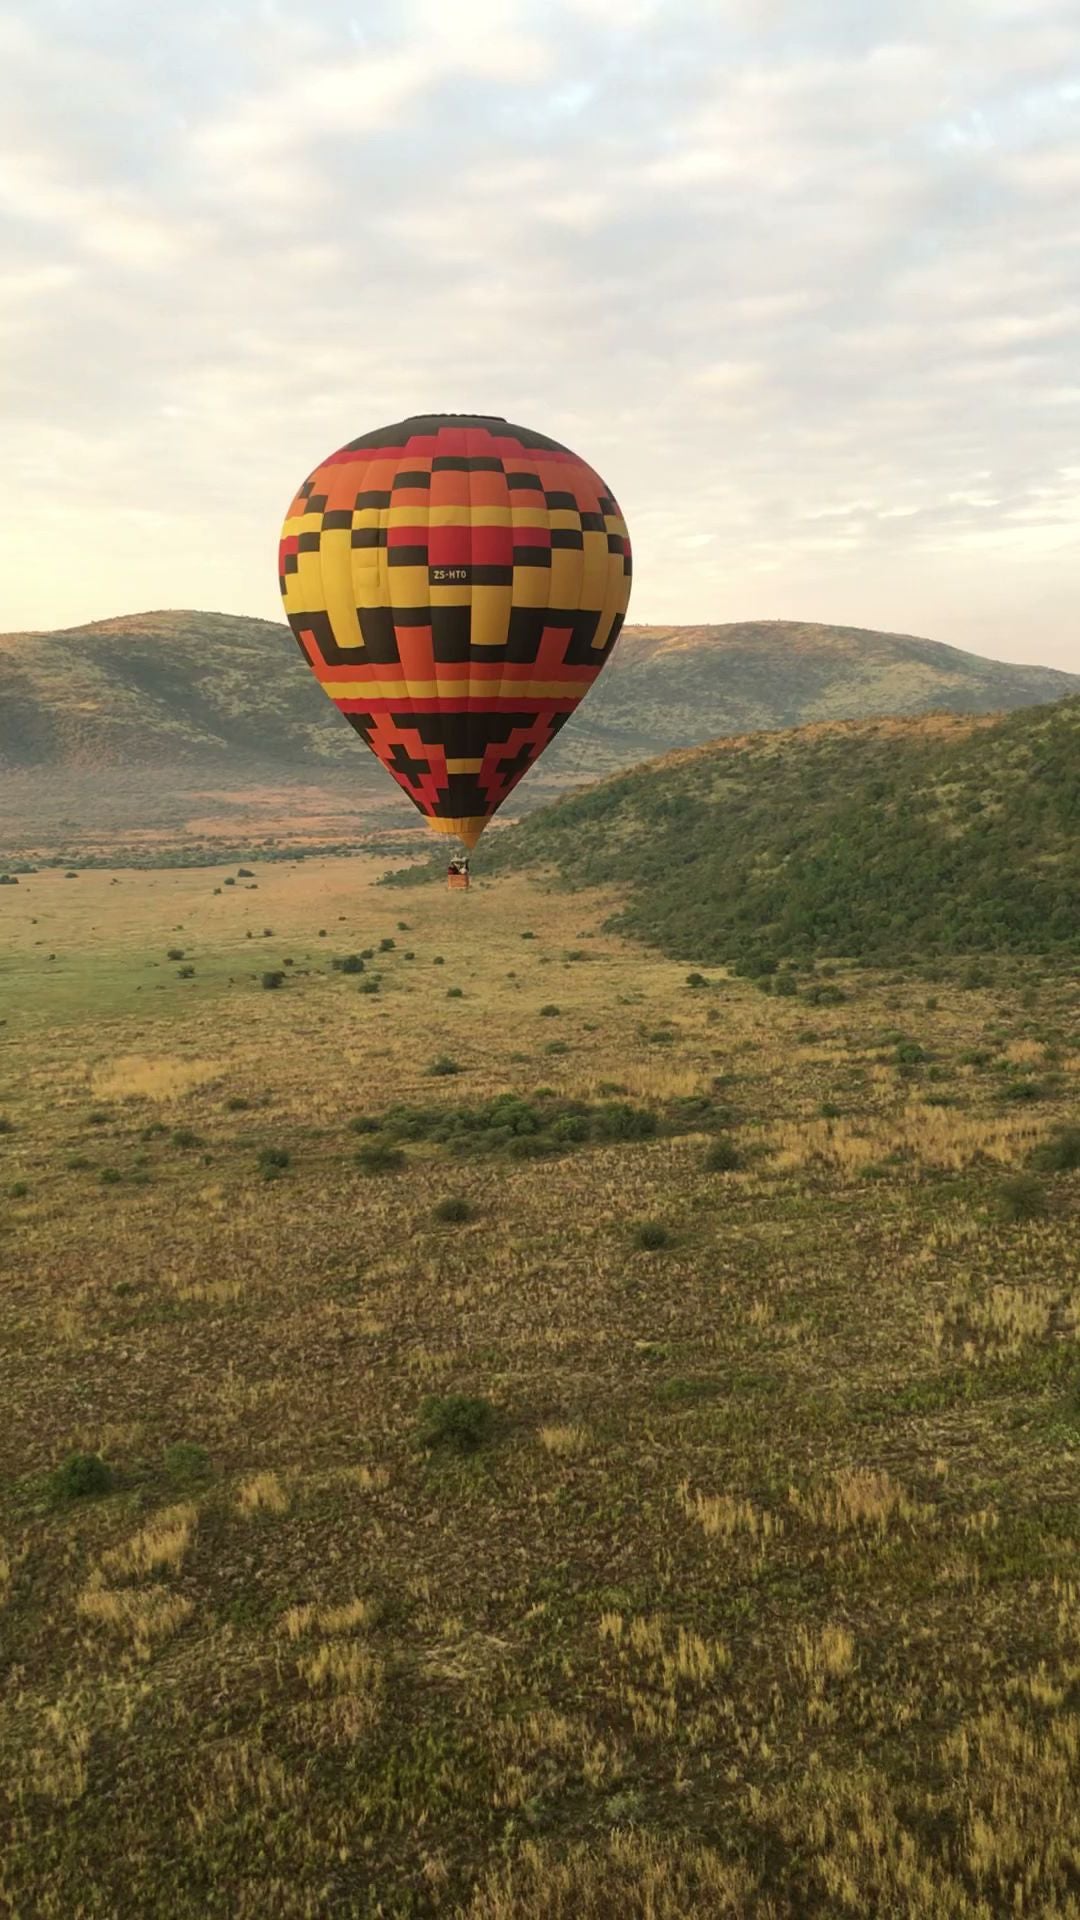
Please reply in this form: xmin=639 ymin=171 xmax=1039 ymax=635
xmin=278 ymin=414 xmax=632 ymax=851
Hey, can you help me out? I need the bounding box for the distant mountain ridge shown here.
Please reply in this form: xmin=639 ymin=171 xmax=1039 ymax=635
xmin=2 ymin=611 xmax=1076 ymax=791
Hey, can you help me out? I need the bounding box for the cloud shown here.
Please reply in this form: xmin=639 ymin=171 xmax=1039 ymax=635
xmin=1 ymin=0 xmax=1077 ymax=669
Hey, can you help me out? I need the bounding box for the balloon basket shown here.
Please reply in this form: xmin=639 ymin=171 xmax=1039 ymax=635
xmin=447 ymin=872 xmax=470 ymax=892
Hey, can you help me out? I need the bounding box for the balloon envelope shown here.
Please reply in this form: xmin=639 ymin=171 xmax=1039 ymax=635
xmin=278 ymin=413 xmax=632 ymax=848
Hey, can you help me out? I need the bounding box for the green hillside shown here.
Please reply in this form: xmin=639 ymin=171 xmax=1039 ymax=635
xmin=483 ymin=700 xmax=1080 ymax=966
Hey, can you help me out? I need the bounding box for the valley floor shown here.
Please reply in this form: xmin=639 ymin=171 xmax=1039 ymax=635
xmin=1 ymin=860 xmax=1078 ymax=1917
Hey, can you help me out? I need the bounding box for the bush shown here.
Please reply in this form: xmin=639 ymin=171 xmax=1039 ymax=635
xmin=177 ymin=965 xmax=195 ymax=979
xmin=593 ymin=1102 xmax=657 ymax=1141
xmin=167 ymin=947 xmax=185 ymax=961
xmin=773 ymin=970 xmax=799 ymax=997
xmin=1030 ymin=1125 xmax=1080 ymax=1174
xmin=11 ymin=1181 xmax=29 ymax=1198
xmin=379 ymin=937 xmax=395 ymax=952
xmin=164 ymin=1442 xmax=210 ymax=1483
xmin=704 ymin=1137 xmax=741 ymax=1172
xmin=416 ymin=1393 xmax=494 ymax=1454
xmin=520 ymin=931 xmax=536 ymax=940
xmin=996 ymin=1174 xmax=1047 ymax=1223
xmin=355 ymin=1139 xmax=405 ymax=1172
xmin=433 ymin=1196 xmax=472 ymax=1223
xmin=805 ymin=983 xmax=846 ymax=1006
xmin=348 ymin=1114 xmax=381 ymax=1134
xmin=224 ymin=877 xmax=236 ymax=887
xmin=686 ymin=972 xmax=708 ymax=989
xmin=539 ymin=1004 xmax=560 ymax=1018
xmin=544 ymin=1039 xmax=570 ymax=1056
xmin=357 ymin=976 xmax=380 ymax=994
xmin=238 ymin=868 xmax=254 ymax=878
xmin=335 ymin=953 xmax=364 ymax=973
xmin=257 ymin=1146 xmax=290 ymax=1178
xmin=0 ymin=1116 xmax=14 ymax=1136
xmin=428 ymin=1055 xmax=461 ymax=1077
xmin=49 ymin=1452 xmax=111 ymax=1502
xmin=225 ymin=1095 xmax=251 ymax=1112
xmin=172 ymin=1128 xmax=202 ymax=1149
xmin=99 ymin=1167 xmax=123 ymax=1185
xmin=999 ymin=1078 xmax=1047 ymax=1104
xmin=446 ymin=986 xmax=464 ymax=999
xmin=433 ymin=955 xmax=445 ymax=966
xmin=633 ymin=1221 xmax=672 ymax=1251
xmin=261 ymin=970 xmax=286 ymax=990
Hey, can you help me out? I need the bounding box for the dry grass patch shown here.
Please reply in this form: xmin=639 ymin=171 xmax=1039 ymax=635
xmin=791 ymin=1621 xmax=857 ymax=1686
xmin=279 ymin=1595 xmax=374 ymax=1639
xmin=100 ymin=1502 xmax=198 ymax=1579
xmin=76 ymin=1577 xmax=194 ymax=1655
xmin=770 ymin=1104 xmax=1045 ymax=1174
xmin=679 ymin=1484 xmax=783 ymax=1543
xmin=89 ymin=1054 xmax=221 ymax=1101
xmin=236 ymin=1471 xmax=290 ymax=1516
xmin=458 ymin=1830 xmax=762 ymax=1918
xmin=538 ymin=1423 xmax=588 ymax=1456
xmin=789 ymin=1468 xmax=926 ymax=1533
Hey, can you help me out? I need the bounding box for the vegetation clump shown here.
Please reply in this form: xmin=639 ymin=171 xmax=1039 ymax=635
xmin=354 ymin=1139 xmax=405 ymax=1173
xmin=1030 ymin=1124 xmax=1080 ymax=1174
xmin=415 ymin=1393 xmax=495 ymax=1454
xmin=261 ymin=970 xmax=286 ymax=990
xmin=49 ymin=1452 xmax=111 ymax=1502
xmin=433 ymin=1195 xmax=472 ymax=1223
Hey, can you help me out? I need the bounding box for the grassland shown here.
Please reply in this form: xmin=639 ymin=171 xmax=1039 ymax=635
xmin=1 ymin=858 xmax=1078 ymax=1917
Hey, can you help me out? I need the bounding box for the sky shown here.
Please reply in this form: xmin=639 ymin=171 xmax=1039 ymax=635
xmin=2 ymin=0 xmax=1078 ymax=670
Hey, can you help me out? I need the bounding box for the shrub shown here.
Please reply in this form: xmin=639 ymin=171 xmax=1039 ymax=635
xmin=355 ymin=1139 xmax=405 ymax=1172
xmin=257 ymin=1146 xmax=290 ymax=1179
xmin=99 ymin=1167 xmax=123 ymax=1185
xmin=225 ymin=1095 xmax=251 ymax=1112
xmin=893 ymin=1041 xmax=928 ymax=1066
xmin=49 ymin=1452 xmax=111 ymax=1502
xmin=996 ymin=1174 xmax=1047 ymax=1223
xmin=379 ymin=937 xmax=395 ymax=952
xmin=593 ymin=1102 xmax=657 ymax=1141
xmin=520 ymin=931 xmax=536 ymax=940
xmin=446 ymin=986 xmax=464 ymax=999
xmin=167 ymin=947 xmax=185 ymax=961
xmin=805 ymin=983 xmax=846 ymax=1006
xmin=359 ymin=948 xmax=375 ymax=960
xmin=335 ymin=954 xmax=365 ymax=973
xmin=544 ymin=1040 xmax=570 ymax=1056
xmin=999 ymin=1078 xmax=1047 ymax=1104
xmin=0 ymin=1116 xmax=14 ymax=1136
xmin=357 ymin=977 xmax=380 ymax=994
xmin=224 ymin=877 xmax=236 ymax=887
xmin=1030 ymin=1125 xmax=1080 ymax=1174
xmin=348 ymin=1115 xmax=381 ymax=1134
xmin=11 ymin=1181 xmax=29 ymax=1198
xmin=434 ymin=1196 xmax=472 ymax=1223
xmin=428 ymin=1056 xmax=461 ymax=1077
xmin=164 ymin=1442 xmax=210 ymax=1483
xmin=177 ymin=965 xmax=195 ymax=979
xmin=238 ymin=868 xmax=254 ymax=878
xmin=66 ymin=1155 xmax=93 ymax=1171
xmin=318 ymin=928 xmax=327 ymax=937
xmin=86 ymin=1110 xmax=110 ymax=1127
xmin=686 ymin=971 xmax=708 ymax=989
xmin=172 ymin=1128 xmax=202 ymax=1149
xmin=773 ymin=971 xmax=799 ymax=997
xmin=261 ymin=970 xmax=286 ymax=990
xmin=397 ymin=921 xmax=410 ymax=931
xmin=416 ymin=1393 xmax=494 ymax=1454
xmin=539 ymin=1004 xmax=560 ymax=1018
xmin=704 ymin=1137 xmax=741 ymax=1172
xmin=433 ymin=955 xmax=445 ymax=966
xmin=633 ymin=1221 xmax=672 ymax=1251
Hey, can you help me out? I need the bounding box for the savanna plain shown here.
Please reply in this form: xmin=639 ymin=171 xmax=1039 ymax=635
xmin=1 ymin=857 xmax=1078 ymax=1917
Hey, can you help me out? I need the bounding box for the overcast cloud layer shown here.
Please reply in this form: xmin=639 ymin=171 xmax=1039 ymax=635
xmin=2 ymin=0 xmax=1078 ymax=667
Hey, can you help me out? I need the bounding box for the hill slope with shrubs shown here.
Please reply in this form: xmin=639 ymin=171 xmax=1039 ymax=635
xmin=483 ymin=699 xmax=1080 ymax=967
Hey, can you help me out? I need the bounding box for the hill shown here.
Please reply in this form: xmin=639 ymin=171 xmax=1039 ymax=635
xmin=481 ymin=698 xmax=1080 ymax=966
xmin=2 ymin=610 xmax=1076 ymax=785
